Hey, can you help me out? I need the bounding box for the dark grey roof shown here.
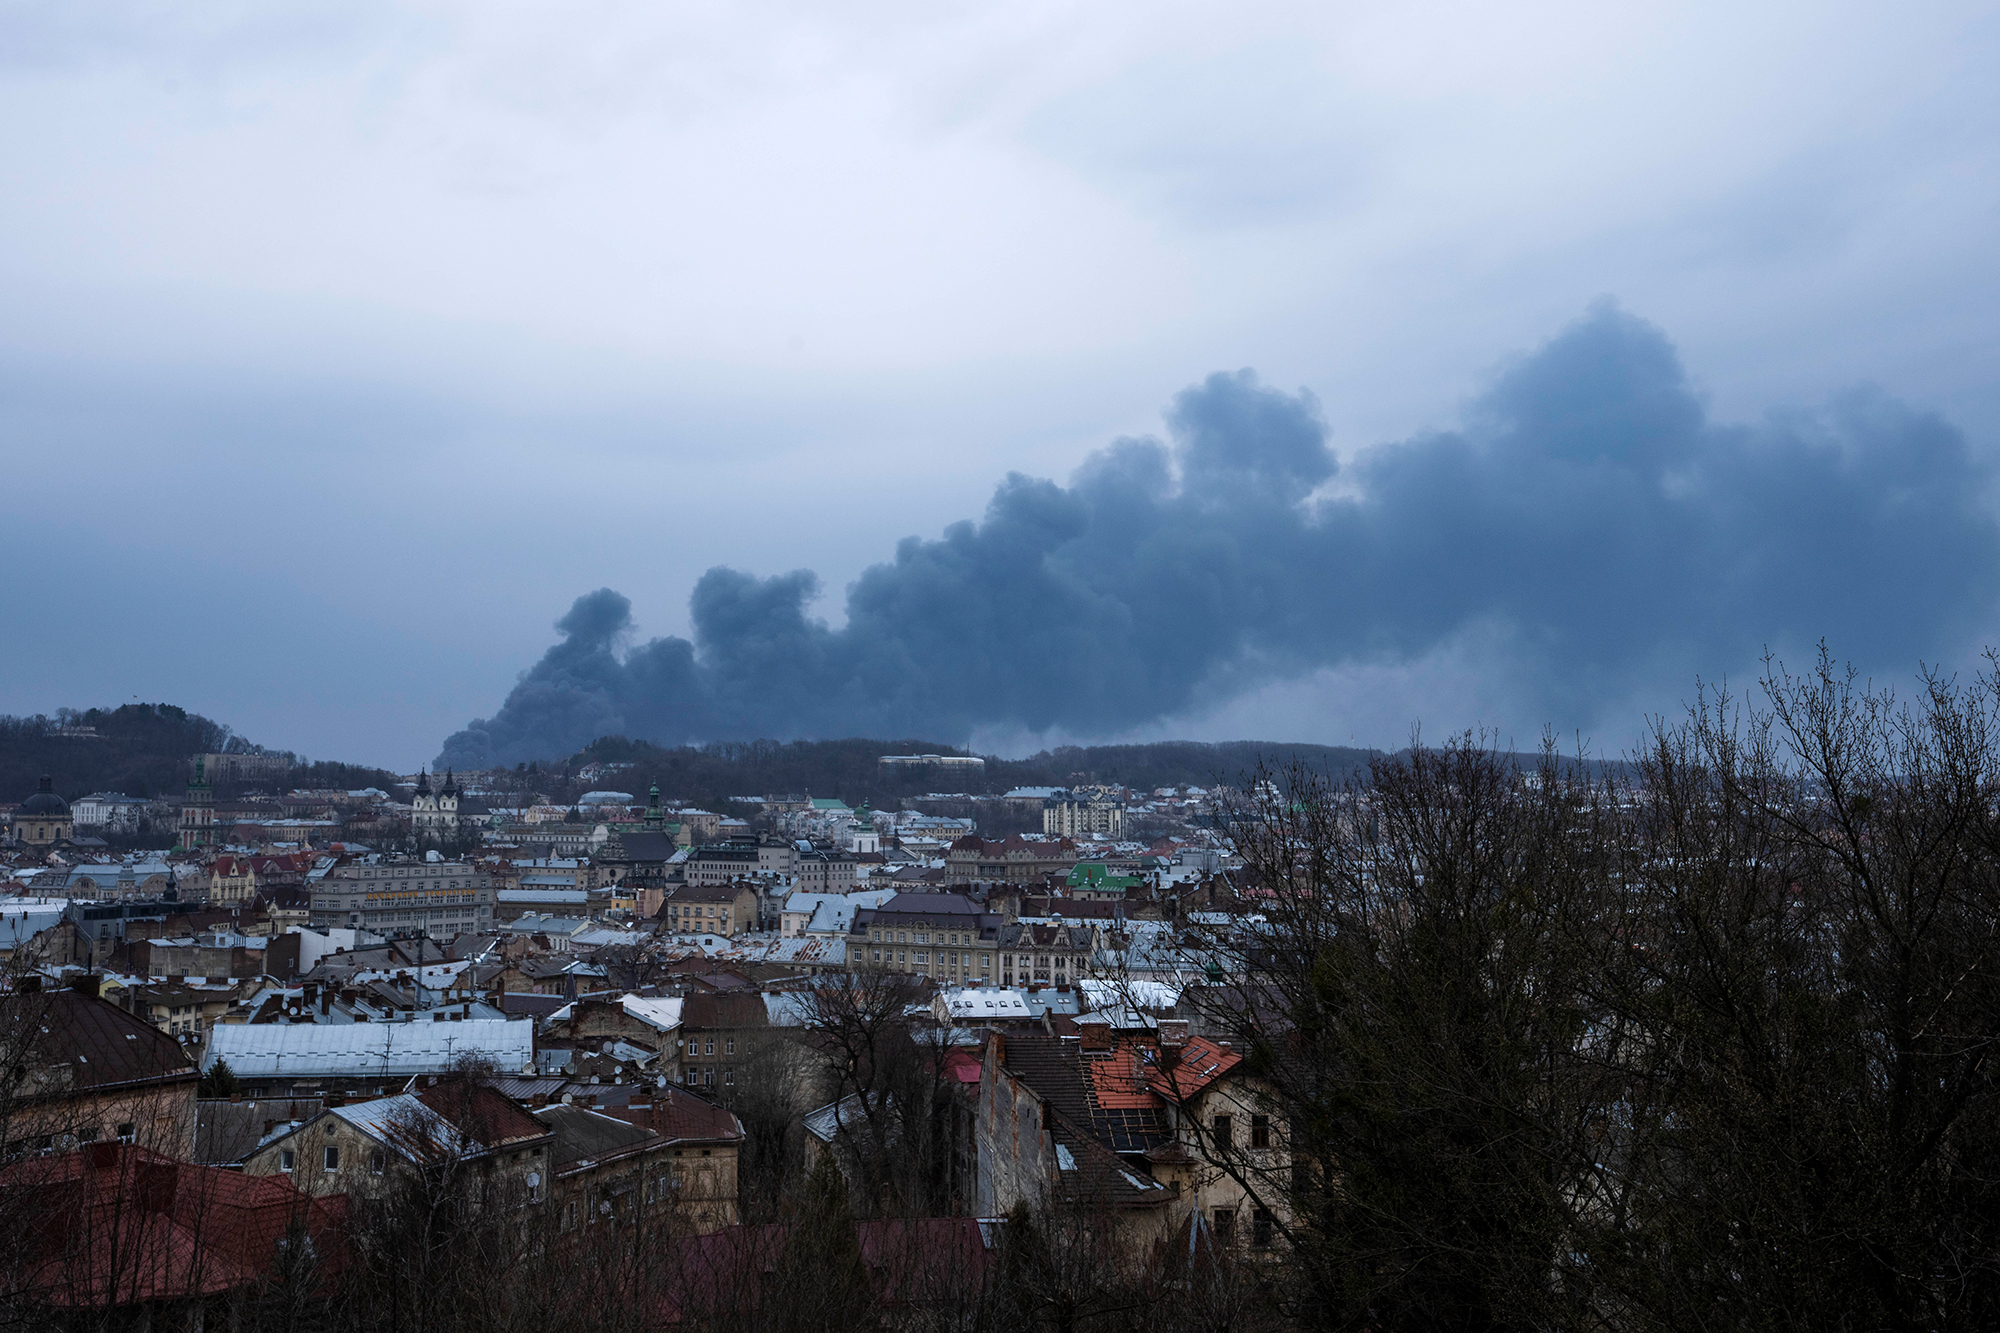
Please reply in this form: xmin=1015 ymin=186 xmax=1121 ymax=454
xmin=195 ymin=1097 xmax=323 ymax=1165
xmin=533 ymin=1102 xmax=658 ymax=1172
xmin=19 ymin=776 xmax=67 ymax=817
xmin=0 ymin=990 xmax=198 ymax=1093
xmin=609 ymin=831 xmax=679 ymax=863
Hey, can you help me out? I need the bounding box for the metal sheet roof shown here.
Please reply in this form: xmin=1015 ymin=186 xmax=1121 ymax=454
xmin=204 ymin=1019 xmax=534 ymax=1078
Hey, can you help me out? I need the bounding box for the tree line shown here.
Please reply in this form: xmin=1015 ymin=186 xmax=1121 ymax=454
xmin=1184 ymin=647 xmax=2000 ymax=1331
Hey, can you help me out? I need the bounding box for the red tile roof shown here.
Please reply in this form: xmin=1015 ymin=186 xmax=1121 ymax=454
xmin=0 ymin=1144 xmax=348 ymax=1308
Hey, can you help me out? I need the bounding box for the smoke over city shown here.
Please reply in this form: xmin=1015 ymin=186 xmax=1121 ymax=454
xmin=437 ymin=304 xmax=2000 ymax=768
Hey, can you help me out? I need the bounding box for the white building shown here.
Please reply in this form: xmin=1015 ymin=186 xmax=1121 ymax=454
xmin=70 ymin=793 xmax=152 ymax=832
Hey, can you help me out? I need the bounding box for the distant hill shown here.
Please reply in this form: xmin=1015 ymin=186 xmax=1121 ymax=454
xmin=0 ymin=703 xmax=397 ymax=805
xmin=534 ymin=735 xmax=1385 ymax=814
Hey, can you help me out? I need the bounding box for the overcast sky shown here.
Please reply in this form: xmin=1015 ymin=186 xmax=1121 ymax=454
xmin=3 ymin=1 xmax=1996 ymax=771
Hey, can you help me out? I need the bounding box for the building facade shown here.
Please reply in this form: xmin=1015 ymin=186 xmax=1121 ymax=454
xmin=178 ymin=758 xmax=214 ymax=851
xmin=410 ymin=769 xmax=469 ymax=841
xmin=310 ymin=860 xmax=495 ymax=933
xmin=1043 ymin=793 xmax=1125 ymax=840
xmin=662 ymin=882 xmax=758 ymax=937
xmin=12 ymin=776 xmax=73 ymax=848
xmin=847 ymin=893 xmax=1004 ymax=985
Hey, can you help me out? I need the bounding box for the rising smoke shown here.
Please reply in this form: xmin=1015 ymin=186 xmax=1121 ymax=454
xmin=437 ymin=304 xmax=2000 ymax=767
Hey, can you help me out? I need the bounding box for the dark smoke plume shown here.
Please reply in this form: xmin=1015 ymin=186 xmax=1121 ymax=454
xmin=438 ymin=304 xmax=2000 ymax=767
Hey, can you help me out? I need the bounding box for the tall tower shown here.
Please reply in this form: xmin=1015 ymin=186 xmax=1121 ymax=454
xmin=179 ymin=757 xmax=214 ymax=851
xmin=412 ymin=768 xmax=436 ymax=839
xmin=644 ymin=782 xmax=665 ymax=833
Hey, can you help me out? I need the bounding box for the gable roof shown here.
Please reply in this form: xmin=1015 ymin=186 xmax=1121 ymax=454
xmin=0 ymin=1144 xmax=349 ymax=1307
xmin=547 ymin=992 xmax=684 ymax=1033
xmin=194 ymin=1097 xmax=323 ymax=1166
xmin=322 ymin=1083 xmax=548 ymax=1162
xmin=601 ymin=1086 xmax=744 ymax=1145
xmin=679 ymin=991 xmax=769 ymax=1031
xmin=534 ymin=1103 xmax=658 ymax=1172
xmin=0 ymin=989 xmax=198 ymax=1094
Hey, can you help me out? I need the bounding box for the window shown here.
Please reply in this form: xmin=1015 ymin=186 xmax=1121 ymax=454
xmin=369 ymin=1149 xmax=385 ymax=1174
xmin=116 ymin=1122 xmax=135 ymax=1143
xmin=280 ymin=1149 xmax=296 ymax=1172
xmin=1212 ymin=1115 xmax=1232 ymax=1148
xmin=704 ymin=1039 xmax=714 ymax=1055
xmin=725 ymin=1038 xmax=736 ymax=1055
xmin=527 ymin=1172 xmax=542 ymax=1202
xmin=1250 ymin=1115 xmax=1270 ymax=1149
xmin=1213 ymin=1208 xmax=1236 ymax=1244
xmin=724 ymin=1068 xmax=735 ymax=1085
xmin=1252 ymin=1208 xmax=1275 ymax=1248
xmin=324 ymin=1146 xmax=339 ymax=1171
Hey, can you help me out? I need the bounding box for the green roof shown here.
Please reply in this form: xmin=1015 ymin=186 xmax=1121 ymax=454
xmin=811 ymin=798 xmax=852 ymax=812
xmin=1066 ymin=862 xmax=1142 ymax=891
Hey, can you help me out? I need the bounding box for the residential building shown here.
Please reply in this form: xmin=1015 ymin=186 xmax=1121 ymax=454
xmin=781 ymin=888 xmax=893 ymax=938
xmin=535 ymin=1103 xmax=679 ymax=1230
xmin=976 ymin=1021 xmax=1292 ymax=1254
xmin=69 ymin=792 xmax=150 ymax=833
xmin=194 ymin=1096 xmax=324 ymax=1167
xmin=598 ymin=1088 xmax=745 ymax=1233
xmin=195 ymin=752 xmax=292 ymax=785
xmin=123 ymin=981 xmax=237 ymax=1047
xmin=684 ymin=835 xmax=798 ymax=885
xmin=311 ymin=859 xmax=495 ymax=933
xmin=1044 ymin=792 xmax=1126 ymax=840
xmin=795 ymin=848 xmax=858 ymax=893
xmin=944 ymin=834 xmax=1078 ymax=885
xmin=847 ymin=892 xmax=1005 ymax=985
xmin=877 ymin=754 xmax=986 ymax=773
xmin=54 ymin=863 xmax=178 ymax=899
xmin=0 ymin=982 xmax=201 ymax=1158
xmin=242 ymin=1080 xmax=554 ymax=1204
xmin=1065 ymin=861 xmax=1145 ymax=898
xmin=675 ymin=991 xmax=770 ymax=1100
xmin=662 ymin=881 xmax=758 ymax=937
xmin=544 ymin=993 xmax=684 ymax=1078
xmin=995 ymin=919 xmax=1098 ymax=988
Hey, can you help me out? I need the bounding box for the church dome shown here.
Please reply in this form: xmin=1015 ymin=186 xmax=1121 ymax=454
xmin=20 ymin=776 xmax=68 ymax=816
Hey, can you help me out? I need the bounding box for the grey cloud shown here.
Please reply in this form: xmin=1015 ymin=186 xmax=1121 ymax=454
xmin=437 ymin=304 xmax=2000 ymax=767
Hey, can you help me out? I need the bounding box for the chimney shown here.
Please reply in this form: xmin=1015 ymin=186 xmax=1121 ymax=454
xmin=1158 ymin=1019 xmax=1189 ymax=1049
xmin=1079 ymin=1021 xmax=1112 ymax=1053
